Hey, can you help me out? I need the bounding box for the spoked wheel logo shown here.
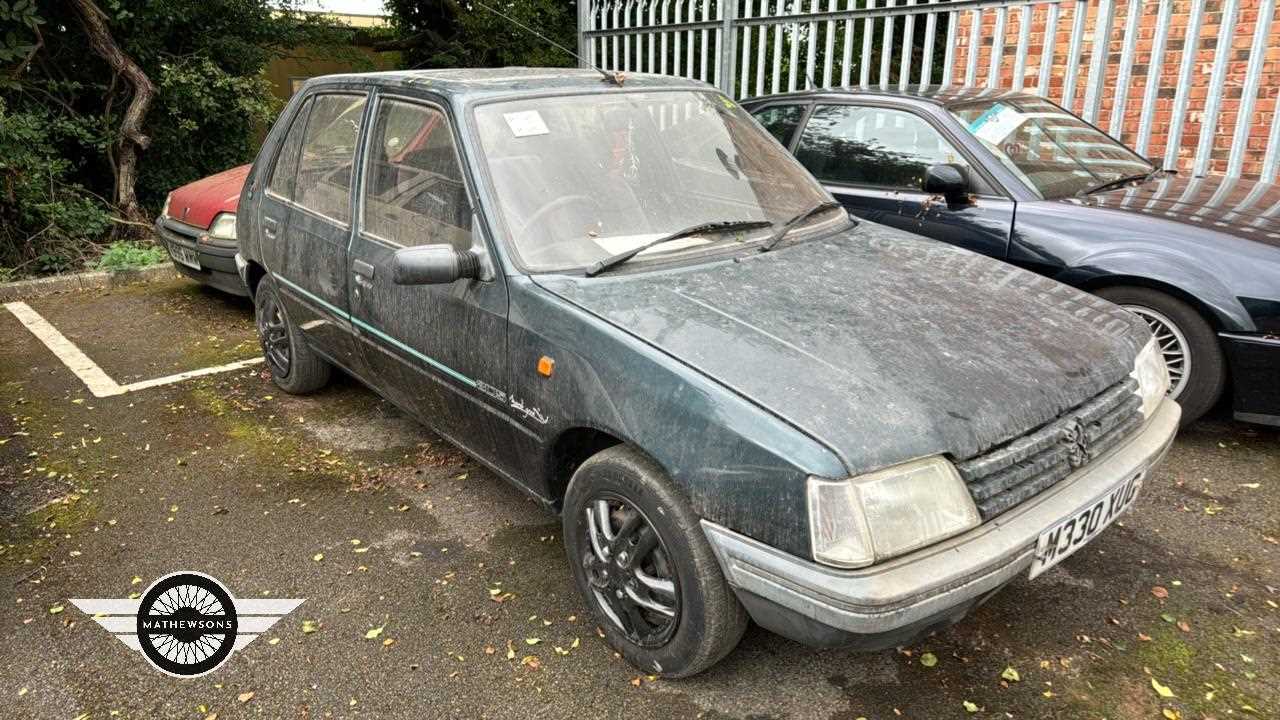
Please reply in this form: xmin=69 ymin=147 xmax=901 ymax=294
xmin=136 ymin=572 xmax=238 ymax=677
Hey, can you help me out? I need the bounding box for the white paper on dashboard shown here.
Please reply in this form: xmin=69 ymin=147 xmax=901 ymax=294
xmin=503 ymin=110 xmax=550 ymax=137
xmin=593 ymin=233 xmax=711 ymax=256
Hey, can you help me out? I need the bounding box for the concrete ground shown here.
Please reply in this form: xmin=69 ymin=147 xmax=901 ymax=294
xmin=1 ymin=278 xmax=1276 ymax=719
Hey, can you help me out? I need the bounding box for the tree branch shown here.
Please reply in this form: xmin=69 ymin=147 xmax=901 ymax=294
xmin=67 ymin=0 xmax=156 ymax=226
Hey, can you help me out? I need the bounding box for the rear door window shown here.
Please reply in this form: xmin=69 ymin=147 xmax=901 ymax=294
xmin=295 ymin=93 xmax=367 ymax=225
xmin=268 ymin=98 xmax=312 ymax=199
xmin=361 ymin=99 xmax=472 ymax=250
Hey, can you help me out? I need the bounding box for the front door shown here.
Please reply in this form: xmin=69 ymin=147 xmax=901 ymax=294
xmin=267 ymin=91 xmax=369 ymax=371
xmin=348 ymin=94 xmax=522 ymax=478
xmin=792 ymin=103 xmax=1015 ymax=259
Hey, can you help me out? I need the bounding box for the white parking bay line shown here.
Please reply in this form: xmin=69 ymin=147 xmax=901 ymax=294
xmin=5 ymin=301 xmax=264 ymax=397
xmin=5 ymin=301 xmax=124 ymax=397
xmin=120 ymin=357 xmax=263 ymax=393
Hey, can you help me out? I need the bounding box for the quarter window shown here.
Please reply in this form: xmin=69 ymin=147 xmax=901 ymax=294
xmin=750 ymin=104 xmax=806 ymax=147
xmin=295 ymin=93 xmax=367 ymax=225
xmin=795 ymin=105 xmax=968 ymax=190
xmin=362 ymin=99 xmax=472 ymax=250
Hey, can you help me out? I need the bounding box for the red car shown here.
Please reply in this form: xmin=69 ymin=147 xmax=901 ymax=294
xmin=154 ymin=164 xmax=251 ymax=296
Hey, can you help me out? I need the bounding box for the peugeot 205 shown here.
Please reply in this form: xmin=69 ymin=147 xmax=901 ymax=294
xmin=236 ymin=69 xmax=1178 ymax=677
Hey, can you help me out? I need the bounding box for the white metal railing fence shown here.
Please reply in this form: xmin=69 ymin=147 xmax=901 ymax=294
xmin=576 ymin=0 xmax=1280 ymax=181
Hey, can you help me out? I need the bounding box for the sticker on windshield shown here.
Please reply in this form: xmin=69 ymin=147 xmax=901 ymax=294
xmin=503 ymin=110 xmax=550 ymax=137
xmin=968 ymin=103 xmax=1026 ymax=144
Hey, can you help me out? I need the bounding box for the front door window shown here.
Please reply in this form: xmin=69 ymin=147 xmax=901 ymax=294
xmin=795 ymin=105 xmax=969 ymax=190
xmin=361 ymin=100 xmax=472 ymax=250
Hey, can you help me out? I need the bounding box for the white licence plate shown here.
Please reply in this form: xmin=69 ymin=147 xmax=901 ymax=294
xmin=168 ymin=242 xmax=200 ymax=270
xmin=1028 ymin=471 xmax=1143 ymax=579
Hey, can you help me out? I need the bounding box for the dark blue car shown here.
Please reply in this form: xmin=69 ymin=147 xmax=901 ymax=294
xmin=238 ymin=70 xmax=1179 ymax=676
xmin=744 ymin=88 xmax=1280 ymax=427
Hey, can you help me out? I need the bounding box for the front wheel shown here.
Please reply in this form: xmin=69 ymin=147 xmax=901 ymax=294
xmin=1096 ymin=286 xmax=1225 ymax=426
xmin=562 ymin=446 xmax=747 ymax=678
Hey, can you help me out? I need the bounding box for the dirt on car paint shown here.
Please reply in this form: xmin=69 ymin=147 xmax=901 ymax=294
xmin=0 ymin=280 xmax=1275 ymax=719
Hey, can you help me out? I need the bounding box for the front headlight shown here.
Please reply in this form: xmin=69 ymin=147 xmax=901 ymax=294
xmin=1130 ymin=336 xmax=1170 ymax=419
xmin=807 ymin=456 xmax=981 ymax=569
xmin=206 ymin=212 xmax=238 ymax=245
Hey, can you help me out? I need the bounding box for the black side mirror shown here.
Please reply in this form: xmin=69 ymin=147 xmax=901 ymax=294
xmin=392 ymin=245 xmax=480 ymax=286
xmin=923 ymin=163 xmax=971 ymax=206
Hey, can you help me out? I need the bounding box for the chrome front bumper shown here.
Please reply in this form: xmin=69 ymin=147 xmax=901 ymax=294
xmin=702 ymin=397 xmax=1180 ymax=647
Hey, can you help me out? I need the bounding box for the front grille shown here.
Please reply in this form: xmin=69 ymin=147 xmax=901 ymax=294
xmin=955 ymin=378 xmax=1143 ymax=520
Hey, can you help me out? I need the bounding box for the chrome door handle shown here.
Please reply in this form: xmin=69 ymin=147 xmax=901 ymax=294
xmin=263 ymin=216 xmax=279 ymax=239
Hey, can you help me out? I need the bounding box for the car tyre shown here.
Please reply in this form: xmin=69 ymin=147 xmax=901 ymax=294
xmin=1096 ymin=286 xmax=1224 ymax=426
xmin=253 ymin=276 xmax=331 ymax=395
xmin=563 ymin=445 xmax=748 ymax=678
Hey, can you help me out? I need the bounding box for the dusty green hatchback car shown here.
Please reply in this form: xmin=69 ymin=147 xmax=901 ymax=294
xmin=237 ymin=69 xmax=1178 ymax=676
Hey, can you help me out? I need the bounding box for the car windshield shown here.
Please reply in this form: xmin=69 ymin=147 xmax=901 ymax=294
xmin=948 ymin=97 xmax=1153 ymax=199
xmin=473 ymin=90 xmax=838 ymax=272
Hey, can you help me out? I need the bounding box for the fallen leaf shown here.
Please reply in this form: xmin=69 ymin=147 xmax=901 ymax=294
xmin=962 ymin=700 xmax=979 ymax=713
xmin=302 ymin=619 xmax=319 ymax=634
xmin=1152 ymin=586 xmax=1169 ymax=599
xmin=365 ymin=625 xmax=384 ymax=640
xmin=1001 ymin=666 xmax=1021 ymax=682
xmin=312 ymin=553 xmax=324 ymax=562
xmin=1162 ymin=709 xmax=1181 ymax=720
xmin=237 ymin=691 xmax=254 ymax=703
xmin=920 ymin=652 xmax=938 ymax=668
xmin=524 ymin=637 xmax=541 ymax=645
xmin=1177 ymin=620 xmax=1191 ymax=633
xmin=1151 ymin=678 xmax=1175 ymax=698
xmin=48 ymin=605 xmax=64 ymax=615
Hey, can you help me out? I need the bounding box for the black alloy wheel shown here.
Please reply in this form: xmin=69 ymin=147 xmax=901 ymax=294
xmin=257 ymin=294 xmax=292 ymax=378
xmin=579 ymin=494 xmax=681 ymax=647
xmin=252 ymin=275 xmax=332 ymax=395
xmin=563 ymin=445 xmax=747 ymax=677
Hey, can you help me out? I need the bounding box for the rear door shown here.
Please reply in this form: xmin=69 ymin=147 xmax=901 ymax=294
xmin=348 ymin=94 xmax=522 ymax=477
xmin=269 ymin=91 xmax=370 ymax=371
xmin=791 ymin=103 xmax=1015 ymax=259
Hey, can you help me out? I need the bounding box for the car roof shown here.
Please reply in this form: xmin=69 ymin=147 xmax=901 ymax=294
xmin=740 ymin=84 xmax=1046 ymax=109
xmin=300 ymin=67 xmax=715 ymax=103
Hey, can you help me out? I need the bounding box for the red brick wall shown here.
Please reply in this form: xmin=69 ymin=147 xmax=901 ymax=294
xmin=952 ymin=0 xmax=1280 ymax=178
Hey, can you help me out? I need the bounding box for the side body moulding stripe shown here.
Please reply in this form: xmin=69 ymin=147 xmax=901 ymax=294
xmin=270 ymin=272 xmax=477 ymax=388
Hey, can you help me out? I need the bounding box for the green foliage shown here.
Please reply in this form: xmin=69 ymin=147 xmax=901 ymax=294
xmin=0 ymin=0 xmax=352 ymax=277
xmin=96 ymin=240 xmax=167 ymax=271
xmin=0 ymin=98 xmax=114 ymax=274
xmin=0 ymin=0 xmax=42 ymax=70
xmin=384 ymin=0 xmax=578 ymax=70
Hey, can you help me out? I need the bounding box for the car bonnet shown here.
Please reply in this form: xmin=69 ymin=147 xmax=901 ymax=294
xmin=534 ymin=222 xmax=1150 ymax=476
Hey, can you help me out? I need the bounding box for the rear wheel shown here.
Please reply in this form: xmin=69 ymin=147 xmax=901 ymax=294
xmin=563 ymin=446 xmax=747 ymax=678
xmin=1096 ymin=286 xmax=1224 ymax=426
xmin=253 ymin=276 xmax=331 ymax=395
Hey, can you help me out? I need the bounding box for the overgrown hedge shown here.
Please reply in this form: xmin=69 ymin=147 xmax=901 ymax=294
xmin=0 ymin=0 xmax=359 ymax=278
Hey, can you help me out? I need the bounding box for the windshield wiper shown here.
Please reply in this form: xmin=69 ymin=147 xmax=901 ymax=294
xmin=584 ymin=219 xmax=773 ymax=277
xmin=1078 ymin=169 xmax=1161 ymax=197
xmin=758 ymin=201 xmax=845 ymax=253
